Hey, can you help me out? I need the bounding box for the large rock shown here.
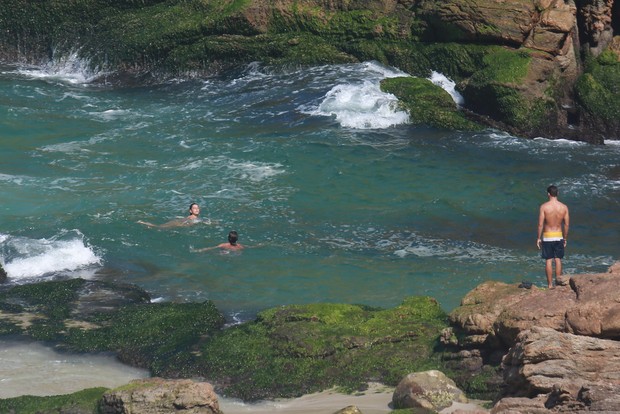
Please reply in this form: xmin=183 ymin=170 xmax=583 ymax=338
xmin=578 ymin=0 xmax=616 ymax=56
xmin=450 ymin=263 xmax=620 ymax=349
xmin=499 ymin=327 xmax=620 ymax=411
xmin=392 ymin=370 xmax=468 ymax=411
xmin=493 ymin=284 xmax=576 ymax=347
xmin=565 ymin=271 xmax=620 ymax=337
xmin=502 ymin=327 xmax=620 ymax=397
xmin=448 ymin=281 xmax=533 ymax=347
xmin=99 ymin=378 xmax=221 ymax=414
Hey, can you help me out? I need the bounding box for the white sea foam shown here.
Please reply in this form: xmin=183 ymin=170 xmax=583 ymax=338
xmin=13 ymin=50 xmax=106 ymax=85
xmin=40 ymin=134 xmax=110 ymax=153
xmin=532 ymin=137 xmax=586 ymax=146
xmin=308 ymin=80 xmax=409 ymax=129
xmin=0 ymin=173 xmax=27 ymax=185
xmin=394 ymin=235 xmax=518 ymax=264
xmin=88 ymin=109 xmax=132 ymax=121
xmin=604 ymin=140 xmax=620 ymax=146
xmin=303 ymin=63 xmax=470 ymax=129
xmin=0 ymin=231 xmax=102 ymax=280
xmin=428 ymin=71 xmax=464 ymax=106
xmin=235 ymin=161 xmax=285 ymax=182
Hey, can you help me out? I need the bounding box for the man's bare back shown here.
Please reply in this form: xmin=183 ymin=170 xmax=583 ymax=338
xmin=536 ymin=185 xmax=570 ymax=288
xmin=538 ymin=199 xmax=569 ymax=234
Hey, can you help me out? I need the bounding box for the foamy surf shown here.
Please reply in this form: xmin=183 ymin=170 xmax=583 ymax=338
xmin=428 ymin=71 xmax=464 ymax=106
xmin=0 ymin=231 xmax=102 ymax=281
xmin=11 ymin=50 xmax=106 ymax=85
xmin=303 ymin=63 xmax=468 ymax=129
xmin=308 ymin=80 xmax=409 ymax=129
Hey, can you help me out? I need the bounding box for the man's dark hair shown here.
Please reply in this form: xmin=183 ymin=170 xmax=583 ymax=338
xmin=228 ymin=231 xmax=239 ymax=244
xmin=547 ymin=185 xmax=558 ymax=197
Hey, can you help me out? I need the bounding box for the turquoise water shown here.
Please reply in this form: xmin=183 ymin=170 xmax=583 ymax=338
xmin=1 ymin=60 xmax=619 ymax=320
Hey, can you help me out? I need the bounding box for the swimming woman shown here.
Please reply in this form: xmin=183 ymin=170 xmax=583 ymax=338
xmin=138 ymin=203 xmax=205 ymax=228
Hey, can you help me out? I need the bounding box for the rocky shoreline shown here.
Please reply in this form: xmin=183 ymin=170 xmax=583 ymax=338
xmin=1 ymin=262 xmax=620 ymax=412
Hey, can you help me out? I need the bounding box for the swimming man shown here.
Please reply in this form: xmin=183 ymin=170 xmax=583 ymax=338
xmin=194 ymin=231 xmax=245 ymax=252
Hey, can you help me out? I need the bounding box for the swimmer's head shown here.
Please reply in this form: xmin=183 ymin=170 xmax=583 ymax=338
xmin=228 ymin=231 xmax=238 ymax=245
xmin=189 ymin=203 xmax=200 ymax=216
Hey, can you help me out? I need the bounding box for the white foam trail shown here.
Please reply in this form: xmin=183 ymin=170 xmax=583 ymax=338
xmin=40 ymin=134 xmax=110 ymax=153
xmin=14 ymin=50 xmax=105 ymax=85
xmin=361 ymin=61 xmax=409 ymax=78
xmin=1 ymin=231 xmax=102 ymax=280
xmin=393 ymin=235 xmax=518 ymax=264
xmin=532 ymin=137 xmax=586 ymax=146
xmin=310 ymin=80 xmax=409 ymax=129
xmin=428 ymin=71 xmax=464 ymax=106
xmin=604 ymin=140 xmax=620 ymax=146
xmin=234 ymin=161 xmax=285 ymax=182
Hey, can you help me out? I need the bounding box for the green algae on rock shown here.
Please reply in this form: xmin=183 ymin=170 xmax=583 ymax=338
xmin=196 ymin=297 xmax=450 ymax=401
xmin=380 ymin=76 xmax=481 ymax=131
xmin=0 ymin=278 xmax=226 ymax=377
xmin=0 ymin=387 xmax=107 ymax=414
xmin=575 ymin=50 xmax=620 ymax=139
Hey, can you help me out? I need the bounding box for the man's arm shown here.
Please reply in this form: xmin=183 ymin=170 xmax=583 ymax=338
xmin=537 ymin=206 xmax=545 ymax=249
xmin=563 ymin=207 xmax=570 ymax=244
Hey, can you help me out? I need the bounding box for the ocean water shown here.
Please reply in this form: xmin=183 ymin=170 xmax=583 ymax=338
xmin=1 ymin=58 xmax=619 ymax=326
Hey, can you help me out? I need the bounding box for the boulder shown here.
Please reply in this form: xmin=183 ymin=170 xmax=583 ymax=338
xmin=450 ymin=263 xmax=620 ymax=349
xmin=448 ymin=281 xmax=532 ymax=347
xmin=392 ymin=370 xmax=468 ymax=411
xmin=0 ymin=263 xmax=6 ymax=283
xmin=493 ymin=284 xmax=576 ymax=347
xmin=99 ymin=378 xmax=221 ymax=414
xmin=502 ymin=327 xmax=620 ymax=401
xmin=333 ymin=406 xmax=363 ymax=414
xmin=490 ymin=395 xmax=549 ymax=413
xmin=565 ymin=271 xmax=620 ymax=337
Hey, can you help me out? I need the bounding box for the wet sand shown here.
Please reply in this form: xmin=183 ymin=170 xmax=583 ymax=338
xmin=0 ymin=338 xmax=149 ymax=399
xmin=219 ymin=383 xmax=490 ymax=414
xmin=219 ymin=383 xmax=394 ymax=414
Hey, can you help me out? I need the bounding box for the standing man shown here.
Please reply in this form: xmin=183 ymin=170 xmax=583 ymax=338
xmin=537 ymin=185 xmax=570 ymax=288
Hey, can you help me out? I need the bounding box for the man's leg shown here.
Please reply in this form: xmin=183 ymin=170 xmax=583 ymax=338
xmin=555 ymin=258 xmax=562 ymax=278
xmin=545 ymin=259 xmax=554 ymax=288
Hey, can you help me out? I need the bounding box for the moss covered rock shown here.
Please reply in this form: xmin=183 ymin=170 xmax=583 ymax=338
xmin=0 ymin=278 xmax=226 ymax=377
xmin=575 ymin=50 xmax=620 ymax=140
xmin=460 ymin=46 xmax=556 ymax=133
xmin=380 ymin=76 xmax=481 ymax=131
xmin=195 ymin=297 xmax=450 ymax=401
xmin=0 ymin=387 xmax=107 ymax=414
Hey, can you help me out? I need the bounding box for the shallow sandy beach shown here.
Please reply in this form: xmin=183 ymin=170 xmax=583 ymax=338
xmin=219 ymin=382 xmax=490 ymax=414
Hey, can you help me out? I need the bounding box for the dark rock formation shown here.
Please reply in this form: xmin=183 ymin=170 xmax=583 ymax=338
xmin=0 ymin=0 xmax=618 ymax=141
xmin=0 ymin=263 xmax=6 ymax=283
